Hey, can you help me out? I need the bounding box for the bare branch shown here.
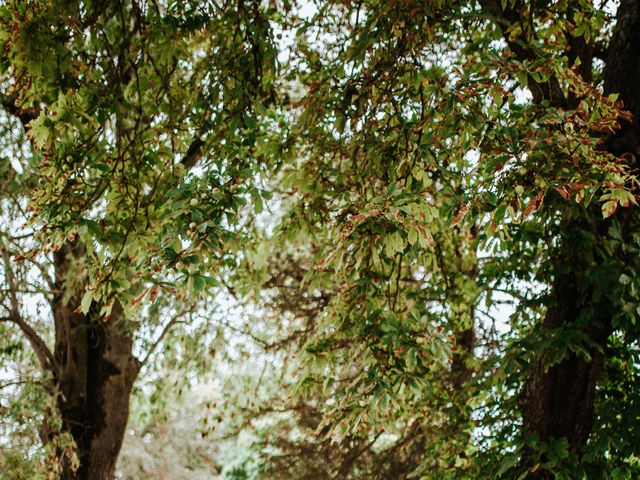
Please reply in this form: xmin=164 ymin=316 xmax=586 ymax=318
xmin=0 ymin=378 xmax=45 ymax=391
xmin=332 ymin=432 xmax=382 ymax=479
xmin=139 ymin=310 xmax=190 ymax=368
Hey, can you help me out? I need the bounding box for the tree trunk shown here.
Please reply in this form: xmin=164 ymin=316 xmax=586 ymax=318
xmin=520 ymin=214 xmax=613 ymax=463
xmin=519 ymin=0 xmax=640 ymax=471
xmin=51 ymin=242 xmax=139 ymax=480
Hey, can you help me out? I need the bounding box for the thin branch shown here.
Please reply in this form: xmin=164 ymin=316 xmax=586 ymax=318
xmin=332 ymin=431 xmax=382 ymax=479
xmin=487 ymin=286 xmax=528 ymax=302
xmin=1 ymin=245 xmax=56 ymax=375
xmin=139 ymin=310 xmax=190 ymax=368
xmin=0 ymin=91 xmax=39 ymax=126
xmin=0 ymin=315 xmax=56 ymax=375
xmin=219 ymin=318 xmax=271 ymax=347
xmin=0 ymin=378 xmax=45 ymax=391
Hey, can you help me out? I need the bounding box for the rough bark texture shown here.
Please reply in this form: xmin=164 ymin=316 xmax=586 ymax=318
xmin=51 ymin=242 xmax=139 ymax=480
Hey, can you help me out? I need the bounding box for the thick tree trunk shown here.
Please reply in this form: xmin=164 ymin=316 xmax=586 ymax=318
xmin=519 ymin=0 xmax=640 ymax=471
xmin=51 ymin=242 xmax=139 ymax=480
xmin=519 ymin=216 xmax=613 ymax=463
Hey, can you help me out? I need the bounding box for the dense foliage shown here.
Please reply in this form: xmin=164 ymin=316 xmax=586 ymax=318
xmin=1 ymin=0 xmax=640 ymax=479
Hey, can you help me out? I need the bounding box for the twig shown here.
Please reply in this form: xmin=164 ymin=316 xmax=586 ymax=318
xmin=139 ymin=310 xmax=190 ymax=368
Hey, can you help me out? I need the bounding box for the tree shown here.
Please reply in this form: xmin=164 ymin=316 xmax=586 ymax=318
xmin=2 ymin=0 xmax=640 ymax=479
xmin=1 ymin=1 xmax=277 ymax=478
xmin=244 ymin=0 xmax=640 ymax=478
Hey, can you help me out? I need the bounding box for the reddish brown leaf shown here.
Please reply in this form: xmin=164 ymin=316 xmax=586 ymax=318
xmin=554 ymin=186 xmax=570 ymax=200
xmin=522 ymin=191 xmax=545 ymax=219
xmin=452 ymin=205 xmax=469 ymax=226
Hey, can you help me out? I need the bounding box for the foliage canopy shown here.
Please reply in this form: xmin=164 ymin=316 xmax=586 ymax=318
xmin=1 ymin=0 xmax=640 ymax=479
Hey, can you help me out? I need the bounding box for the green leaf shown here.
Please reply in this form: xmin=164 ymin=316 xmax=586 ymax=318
xmin=80 ymin=290 xmax=93 ymax=315
xmin=243 ymin=114 xmax=257 ymax=129
xmin=497 ymin=453 xmax=519 ymax=477
xmin=170 ymin=237 xmax=182 ymax=253
xmin=407 ymin=228 xmax=418 ymax=246
xmin=619 ymin=273 xmax=632 ymax=285
xmin=192 ymin=274 xmax=206 ymax=292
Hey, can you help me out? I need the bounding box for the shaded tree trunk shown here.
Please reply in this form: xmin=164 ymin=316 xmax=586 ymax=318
xmin=520 ymin=215 xmax=614 ymax=461
xmin=50 ymin=242 xmax=139 ymax=480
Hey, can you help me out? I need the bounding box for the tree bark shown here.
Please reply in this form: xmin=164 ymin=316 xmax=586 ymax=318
xmin=50 ymin=242 xmax=139 ymax=480
xmin=519 ymin=214 xmax=613 ymax=463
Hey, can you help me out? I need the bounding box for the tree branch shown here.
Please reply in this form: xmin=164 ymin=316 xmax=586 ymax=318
xmin=139 ymin=310 xmax=190 ymax=368
xmin=478 ymin=0 xmax=565 ymax=106
xmin=1 ymin=245 xmax=56 ymax=375
xmin=0 ymin=314 xmax=56 ymax=375
xmin=332 ymin=431 xmax=382 ymax=479
xmin=0 ymin=91 xmax=39 ymax=126
xmin=180 ymin=136 xmax=205 ymax=169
